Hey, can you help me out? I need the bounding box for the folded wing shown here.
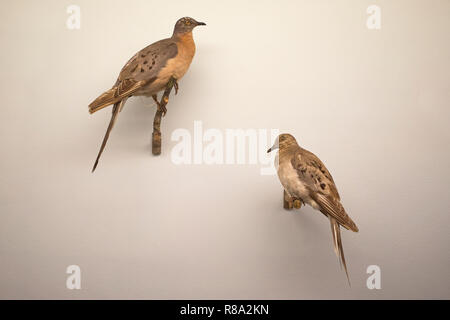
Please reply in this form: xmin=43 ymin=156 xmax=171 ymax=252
xmin=88 ymin=39 xmax=178 ymax=114
xmin=291 ymin=148 xmax=359 ymax=232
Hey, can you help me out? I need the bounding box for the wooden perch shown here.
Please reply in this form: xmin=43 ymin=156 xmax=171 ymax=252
xmin=152 ymin=77 xmax=177 ymax=155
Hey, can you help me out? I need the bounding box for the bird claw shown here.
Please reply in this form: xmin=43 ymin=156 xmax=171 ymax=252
xmin=157 ymin=103 xmax=167 ymax=116
xmin=293 ymin=199 xmax=302 ymax=209
xmin=161 ymin=106 xmax=167 ymax=116
xmin=152 ymin=94 xmax=167 ymax=116
xmin=161 ymin=96 xmax=169 ymax=116
xmin=284 ymin=190 xmax=303 ymax=210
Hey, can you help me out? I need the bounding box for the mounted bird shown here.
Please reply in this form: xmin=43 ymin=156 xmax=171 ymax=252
xmin=268 ymin=133 xmax=359 ymax=284
xmin=89 ymin=17 xmax=206 ymax=172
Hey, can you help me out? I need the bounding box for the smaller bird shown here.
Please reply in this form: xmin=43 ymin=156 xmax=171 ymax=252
xmin=267 ymin=133 xmax=359 ymax=284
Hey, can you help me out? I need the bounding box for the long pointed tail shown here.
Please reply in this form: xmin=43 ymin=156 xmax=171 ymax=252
xmin=91 ymin=99 xmax=126 ymax=172
xmin=330 ymin=217 xmax=351 ymax=286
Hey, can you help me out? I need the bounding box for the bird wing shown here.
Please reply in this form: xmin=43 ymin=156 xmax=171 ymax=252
xmin=291 ymin=148 xmax=359 ymax=232
xmin=88 ymin=78 xmax=148 ymax=113
xmin=88 ymin=39 xmax=178 ymax=114
xmin=117 ymin=38 xmax=178 ymax=83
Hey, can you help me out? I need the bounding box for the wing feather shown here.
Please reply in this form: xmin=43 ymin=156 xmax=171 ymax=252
xmin=314 ymin=193 xmax=359 ymax=232
xmin=291 ymin=148 xmax=358 ymax=232
xmin=89 ymin=39 xmax=178 ymax=114
xmin=88 ymin=79 xmax=150 ymax=114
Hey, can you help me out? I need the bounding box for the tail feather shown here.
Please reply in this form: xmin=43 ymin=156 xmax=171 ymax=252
xmin=91 ymin=98 xmax=126 ymax=172
xmin=330 ymin=217 xmax=351 ymax=286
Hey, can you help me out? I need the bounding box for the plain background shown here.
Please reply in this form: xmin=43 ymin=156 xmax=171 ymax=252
xmin=0 ymin=0 xmax=449 ymax=299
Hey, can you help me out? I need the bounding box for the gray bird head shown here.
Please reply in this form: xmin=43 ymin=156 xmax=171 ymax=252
xmin=173 ymin=17 xmax=206 ymax=36
xmin=267 ymin=133 xmax=297 ymax=153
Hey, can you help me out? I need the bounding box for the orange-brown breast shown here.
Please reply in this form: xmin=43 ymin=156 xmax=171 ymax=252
xmin=147 ymin=32 xmax=196 ymax=94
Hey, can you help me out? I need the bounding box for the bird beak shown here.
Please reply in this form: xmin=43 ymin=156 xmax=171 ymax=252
xmin=267 ymin=145 xmax=278 ymax=153
xmin=196 ymin=21 xmax=206 ymax=26
xmin=267 ymin=139 xmax=279 ymax=153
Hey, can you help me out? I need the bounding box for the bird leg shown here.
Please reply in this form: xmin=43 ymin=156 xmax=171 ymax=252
xmin=283 ymin=190 xmax=294 ymax=210
xmin=293 ymin=199 xmax=303 ymax=209
xmin=283 ymin=190 xmax=303 ymax=210
xmin=151 ymin=77 xmax=176 ymax=155
xmin=152 ymin=94 xmax=162 ymax=111
xmin=173 ymin=79 xmax=179 ymax=95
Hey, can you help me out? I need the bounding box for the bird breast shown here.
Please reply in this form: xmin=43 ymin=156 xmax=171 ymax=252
xmin=277 ymin=156 xmax=309 ymax=200
xmin=156 ymin=33 xmax=196 ymax=85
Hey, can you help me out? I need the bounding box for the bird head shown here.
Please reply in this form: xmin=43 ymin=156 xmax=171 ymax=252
xmin=173 ymin=17 xmax=206 ymax=35
xmin=267 ymin=133 xmax=297 ymax=153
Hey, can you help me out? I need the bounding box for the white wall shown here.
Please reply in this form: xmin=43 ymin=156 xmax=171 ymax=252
xmin=0 ymin=0 xmax=449 ymax=299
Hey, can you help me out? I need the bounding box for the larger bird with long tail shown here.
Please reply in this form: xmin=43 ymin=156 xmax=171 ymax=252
xmin=88 ymin=17 xmax=205 ymax=172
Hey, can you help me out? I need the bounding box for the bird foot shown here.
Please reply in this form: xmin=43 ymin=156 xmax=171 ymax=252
xmin=293 ymin=199 xmax=303 ymax=209
xmin=173 ymin=79 xmax=179 ymax=95
xmin=152 ymin=94 xmax=167 ymax=116
xmin=283 ymin=190 xmax=303 ymax=210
